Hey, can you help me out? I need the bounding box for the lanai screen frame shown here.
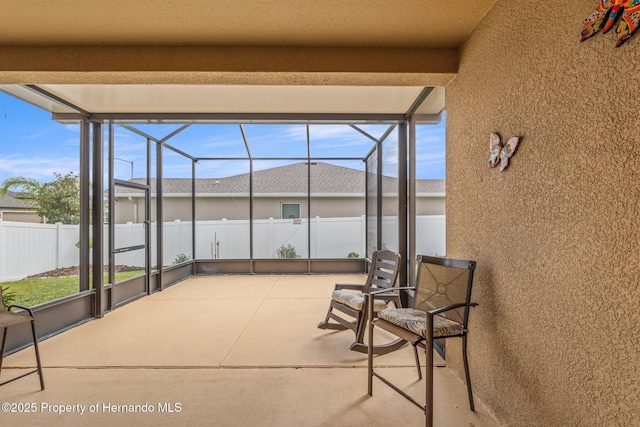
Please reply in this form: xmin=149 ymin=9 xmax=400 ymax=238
xmin=2 ymin=84 xmax=439 ymax=350
xmin=102 ymin=121 xmax=401 ymax=279
xmin=86 ymin=117 xmax=429 ymax=317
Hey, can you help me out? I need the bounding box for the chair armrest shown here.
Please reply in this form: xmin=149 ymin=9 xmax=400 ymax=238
xmin=369 ymin=286 xmax=415 ymax=296
xmin=370 ymin=292 xmax=399 ymax=299
xmin=366 ymin=288 xmax=413 ymax=313
xmin=8 ymin=304 xmax=35 ymax=317
xmin=426 ymin=302 xmax=478 ymax=316
xmin=334 ymin=283 xmax=365 ymax=291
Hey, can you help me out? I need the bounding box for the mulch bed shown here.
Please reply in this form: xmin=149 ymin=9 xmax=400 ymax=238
xmin=27 ymin=265 xmax=142 ymax=279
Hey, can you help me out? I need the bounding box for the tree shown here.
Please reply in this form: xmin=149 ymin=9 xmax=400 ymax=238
xmin=0 ymin=172 xmax=80 ymax=224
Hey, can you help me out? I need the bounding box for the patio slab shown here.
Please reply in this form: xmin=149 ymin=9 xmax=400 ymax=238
xmin=0 ymin=366 xmax=500 ymax=427
xmin=1 ymin=275 xmax=502 ymax=426
xmin=221 ymin=297 xmax=424 ymax=367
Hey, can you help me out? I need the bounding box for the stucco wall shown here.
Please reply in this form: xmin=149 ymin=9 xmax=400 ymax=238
xmin=0 ymin=210 xmax=41 ymax=223
xmin=446 ymin=1 xmax=640 ymax=425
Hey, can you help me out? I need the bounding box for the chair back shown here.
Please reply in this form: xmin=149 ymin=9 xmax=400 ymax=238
xmin=365 ymin=250 xmax=401 ymax=293
xmin=414 ymin=255 xmax=476 ymax=327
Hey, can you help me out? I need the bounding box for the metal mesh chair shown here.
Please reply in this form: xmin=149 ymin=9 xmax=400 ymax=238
xmin=318 ymin=250 xmax=404 ymax=353
xmin=0 ymin=287 xmax=45 ymax=390
xmin=367 ymin=255 xmax=477 ymax=427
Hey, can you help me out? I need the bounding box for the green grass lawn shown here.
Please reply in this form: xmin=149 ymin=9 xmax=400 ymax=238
xmin=1 ymin=270 xmax=144 ymax=308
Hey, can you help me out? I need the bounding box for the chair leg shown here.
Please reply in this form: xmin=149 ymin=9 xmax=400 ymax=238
xmin=317 ymin=304 xmax=350 ymax=331
xmin=354 ymin=309 xmax=367 ymax=345
xmin=413 ymin=344 xmax=423 ymax=380
xmin=318 ymin=305 xmax=346 ymax=330
xmin=0 ymin=323 xmax=44 ymax=390
xmin=363 ymin=295 xmax=374 ymax=396
xmin=425 ymin=325 xmax=434 ymax=427
xmin=0 ymin=328 xmax=7 ymax=378
xmin=30 ymin=320 xmax=44 ymax=390
xmin=317 ymin=305 xmax=333 ymax=328
xmin=367 ymin=321 xmax=373 ymax=396
xmin=462 ymin=335 xmax=474 ymax=411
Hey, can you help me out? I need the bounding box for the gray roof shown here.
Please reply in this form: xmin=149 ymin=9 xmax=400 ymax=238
xmin=121 ymin=162 xmax=444 ymax=195
xmin=0 ymin=190 xmax=34 ymax=209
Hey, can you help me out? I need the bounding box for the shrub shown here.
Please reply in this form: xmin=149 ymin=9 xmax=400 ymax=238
xmin=1 ymin=285 xmax=16 ymax=308
xmin=173 ymin=253 xmax=190 ymax=264
xmin=276 ymin=244 xmax=299 ymax=259
xmin=347 ymin=252 xmax=359 ymax=258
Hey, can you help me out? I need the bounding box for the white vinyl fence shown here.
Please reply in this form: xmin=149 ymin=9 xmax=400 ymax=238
xmin=0 ymin=215 xmax=445 ymax=282
xmin=0 ymin=221 xmax=80 ymax=282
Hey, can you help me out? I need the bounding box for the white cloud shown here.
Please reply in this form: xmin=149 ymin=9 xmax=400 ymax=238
xmin=19 ymin=130 xmax=51 ymax=140
xmin=200 ymin=138 xmax=244 ymax=149
xmin=64 ymin=124 xmax=80 ymax=133
xmin=0 ymin=155 xmax=79 ymax=182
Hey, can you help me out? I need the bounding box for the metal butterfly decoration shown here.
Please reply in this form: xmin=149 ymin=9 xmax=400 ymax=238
xmin=581 ymin=0 xmax=640 ymax=47
xmin=488 ymin=133 xmax=520 ymax=172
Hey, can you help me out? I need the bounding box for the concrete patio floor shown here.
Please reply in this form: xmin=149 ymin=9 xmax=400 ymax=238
xmin=1 ymin=274 xmax=502 ymax=426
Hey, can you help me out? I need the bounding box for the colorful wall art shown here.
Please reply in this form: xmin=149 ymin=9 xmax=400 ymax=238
xmin=581 ymin=0 xmax=640 ymax=47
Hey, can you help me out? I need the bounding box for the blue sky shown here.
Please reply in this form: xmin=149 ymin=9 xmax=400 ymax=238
xmin=0 ymin=91 xmax=445 ymax=184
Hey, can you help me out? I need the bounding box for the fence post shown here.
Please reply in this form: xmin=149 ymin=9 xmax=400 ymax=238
xmin=127 ymin=222 xmax=133 ymax=266
xmin=221 ymin=218 xmax=228 ymax=260
xmin=0 ymin=220 xmax=4 ymax=281
xmin=56 ymin=222 xmax=62 ymax=269
xmin=268 ymin=217 xmax=274 ymax=258
xmin=175 ymin=219 xmax=181 ymax=260
xmin=314 ymin=216 xmax=320 ymax=258
xmin=360 ymin=215 xmax=366 ymax=257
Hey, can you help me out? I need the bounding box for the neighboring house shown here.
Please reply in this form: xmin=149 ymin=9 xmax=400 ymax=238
xmin=0 ymin=190 xmax=42 ymax=223
xmin=113 ymin=162 xmax=445 ymax=224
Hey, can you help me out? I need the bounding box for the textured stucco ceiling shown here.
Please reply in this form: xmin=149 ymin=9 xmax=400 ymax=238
xmin=0 ymin=0 xmax=496 ymax=48
xmin=0 ymin=1 xmax=496 ymax=116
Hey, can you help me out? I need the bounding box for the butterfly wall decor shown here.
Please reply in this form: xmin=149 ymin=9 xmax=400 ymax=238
xmin=488 ymin=133 xmax=520 ymax=172
xmin=581 ymin=0 xmax=640 ymax=47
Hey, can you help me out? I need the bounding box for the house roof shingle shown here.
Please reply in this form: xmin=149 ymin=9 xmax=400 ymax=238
xmin=121 ymin=162 xmax=444 ymax=195
xmin=0 ymin=190 xmax=34 ymax=209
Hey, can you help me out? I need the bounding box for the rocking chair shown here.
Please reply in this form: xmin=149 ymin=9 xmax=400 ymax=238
xmin=318 ymin=250 xmax=404 ymax=353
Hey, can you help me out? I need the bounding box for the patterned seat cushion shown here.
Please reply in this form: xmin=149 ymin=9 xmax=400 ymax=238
xmin=377 ymin=308 xmax=465 ymax=338
xmin=331 ymin=290 xmax=389 ymax=312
